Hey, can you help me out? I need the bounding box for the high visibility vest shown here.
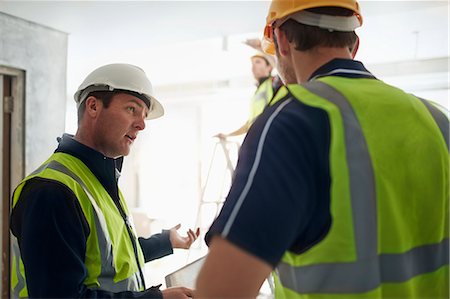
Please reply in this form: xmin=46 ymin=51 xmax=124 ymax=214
xmin=249 ymin=77 xmax=274 ymax=124
xmin=10 ymin=152 xmax=146 ymax=298
xmin=273 ymin=78 xmax=449 ymax=299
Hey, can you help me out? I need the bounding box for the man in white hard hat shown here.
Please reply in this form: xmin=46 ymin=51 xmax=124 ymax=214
xmin=11 ymin=63 xmax=198 ymax=298
xmin=197 ymin=0 xmax=448 ymax=298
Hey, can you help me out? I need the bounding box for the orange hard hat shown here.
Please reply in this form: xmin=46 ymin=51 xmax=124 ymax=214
xmin=262 ymin=0 xmax=363 ymax=55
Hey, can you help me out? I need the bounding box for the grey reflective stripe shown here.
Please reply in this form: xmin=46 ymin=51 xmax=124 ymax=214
xmin=11 ymin=237 xmax=25 ymax=299
xmin=254 ymin=86 xmax=270 ymax=103
xmin=278 ymin=238 xmax=449 ymax=293
xmin=97 ymin=270 xmax=141 ymax=292
xmin=380 ymin=238 xmax=449 ymax=283
xmin=303 ymin=81 xmax=378 ymax=260
xmin=254 ymin=90 xmax=268 ymax=102
xmin=254 ymin=79 xmax=273 ymax=104
xmin=277 ymin=81 xmax=449 ymax=294
xmin=418 ymin=98 xmax=449 ymax=150
xmin=29 ymin=162 xmax=49 ymax=176
xmin=45 ymin=160 xmax=142 ymax=292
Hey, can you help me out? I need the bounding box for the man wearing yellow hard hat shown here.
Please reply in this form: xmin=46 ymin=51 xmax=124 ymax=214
xmin=215 ymin=48 xmax=281 ymax=139
xmin=197 ymin=0 xmax=449 ymax=298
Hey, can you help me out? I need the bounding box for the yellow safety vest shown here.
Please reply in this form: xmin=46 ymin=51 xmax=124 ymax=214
xmin=11 ymin=152 xmax=146 ymax=298
xmin=249 ymin=77 xmax=274 ymax=124
xmin=273 ymin=78 xmax=449 ymax=298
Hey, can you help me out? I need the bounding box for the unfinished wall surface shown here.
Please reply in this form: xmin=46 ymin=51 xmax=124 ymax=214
xmin=0 ymin=12 xmax=67 ymax=173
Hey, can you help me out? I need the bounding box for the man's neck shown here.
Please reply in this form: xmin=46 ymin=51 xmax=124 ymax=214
xmin=74 ymin=127 xmax=108 ymax=158
xmin=74 ymin=129 xmax=92 ymax=150
xmin=293 ymin=47 xmax=352 ymax=83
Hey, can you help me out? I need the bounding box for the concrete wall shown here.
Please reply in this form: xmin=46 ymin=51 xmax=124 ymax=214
xmin=0 ymin=12 xmax=67 ymax=173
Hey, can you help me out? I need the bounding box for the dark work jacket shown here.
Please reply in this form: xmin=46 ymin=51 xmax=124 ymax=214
xmin=10 ymin=134 xmax=173 ymax=298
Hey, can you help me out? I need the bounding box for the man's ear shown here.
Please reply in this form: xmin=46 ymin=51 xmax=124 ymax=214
xmin=84 ymin=96 xmax=100 ymax=117
xmin=274 ymin=27 xmax=291 ymax=57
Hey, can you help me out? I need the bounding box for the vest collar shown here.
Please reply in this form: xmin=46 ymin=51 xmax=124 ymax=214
xmin=55 ymin=134 xmax=123 ymax=198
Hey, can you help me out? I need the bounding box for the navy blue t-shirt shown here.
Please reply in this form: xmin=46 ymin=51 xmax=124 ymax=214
xmin=205 ymin=59 xmax=376 ymax=267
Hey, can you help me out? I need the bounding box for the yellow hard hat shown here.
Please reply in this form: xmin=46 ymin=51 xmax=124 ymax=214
xmin=251 ymin=52 xmax=276 ymax=68
xmin=262 ymin=0 xmax=363 ymax=55
xmin=251 ymin=52 xmax=267 ymax=60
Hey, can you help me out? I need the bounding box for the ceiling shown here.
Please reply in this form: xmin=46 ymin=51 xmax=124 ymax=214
xmin=0 ymin=1 xmax=270 ymax=48
xmin=1 ymin=1 xmax=447 ymax=49
xmin=1 ymin=1 xmax=448 ymax=92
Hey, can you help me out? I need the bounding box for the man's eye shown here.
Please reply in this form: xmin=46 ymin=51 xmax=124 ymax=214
xmin=127 ymin=107 xmax=135 ymax=112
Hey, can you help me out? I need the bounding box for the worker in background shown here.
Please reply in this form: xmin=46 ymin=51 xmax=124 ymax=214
xmin=10 ymin=63 xmax=198 ymax=298
xmin=197 ymin=0 xmax=449 ymax=298
xmin=215 ymin=50 xmax=282 ymax=139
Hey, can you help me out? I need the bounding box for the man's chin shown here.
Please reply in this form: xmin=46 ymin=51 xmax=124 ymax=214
xmin=122 ymin=148 xmax=131 ymax=157
xmin=113 ymin=147 xmax=131 ymax=158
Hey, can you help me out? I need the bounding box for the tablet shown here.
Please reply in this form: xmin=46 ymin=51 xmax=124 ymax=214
xmin=165 ymin=256 xmax=207 ymax=288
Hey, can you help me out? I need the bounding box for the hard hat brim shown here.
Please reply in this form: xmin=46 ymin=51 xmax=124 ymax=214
xmin=146 ymin=96 xmax=164 ymax=120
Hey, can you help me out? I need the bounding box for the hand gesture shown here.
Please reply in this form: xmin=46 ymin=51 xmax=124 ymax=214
xmin=213 ymin=133 xmax=227 ymax=140
xmin=243 ymin=38 xmax=263 ymax=52
xmin=169 ymin=224 xmax=200 ymax=249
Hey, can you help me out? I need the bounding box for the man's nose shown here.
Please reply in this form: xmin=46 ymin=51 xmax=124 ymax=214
xmin=135 ymin=116 xmax=146 ymax=131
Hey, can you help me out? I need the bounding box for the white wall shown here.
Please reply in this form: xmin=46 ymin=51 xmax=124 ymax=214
xmin=0 ymin=12 xmax=68 ymax=174
xmin=0 ymin=11 xmax=68 ymax=297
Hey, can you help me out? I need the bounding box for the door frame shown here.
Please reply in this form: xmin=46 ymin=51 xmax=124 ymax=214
xmin=0 ymin=66 xmax=25 ymax=299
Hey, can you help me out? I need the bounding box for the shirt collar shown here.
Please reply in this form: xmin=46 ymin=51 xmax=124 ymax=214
xmin=55 ymin=133 xmax=124 ymax=181
xmin=309 ymin=58 xmax=376 ymax=81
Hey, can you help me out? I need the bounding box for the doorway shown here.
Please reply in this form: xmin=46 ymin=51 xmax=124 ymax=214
xmin=0 ymin=66 xmax=25 ymax=299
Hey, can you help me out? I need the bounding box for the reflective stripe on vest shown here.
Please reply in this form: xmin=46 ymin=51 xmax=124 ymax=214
xmin=45 ymin=160 xmax=144 ymax=292
xmin=11 ymin=237 xmax=26 ymax=298
xmin=417 ymin=98 xmax=449 ymax=151
xmin=276 ymin=81 xmax=449 ymax=294
xmin=249 ymin=78 xmax=274 ymax=124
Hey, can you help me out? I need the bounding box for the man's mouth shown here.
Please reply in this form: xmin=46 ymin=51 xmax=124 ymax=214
xmin=125 ymin=134 xmax=136 ymax=142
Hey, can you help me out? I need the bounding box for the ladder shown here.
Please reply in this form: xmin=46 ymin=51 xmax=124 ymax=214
xmin=194 ymin=138 xmax=240 ymax=247
xmin=188 ymin=138 xmax=275 ymax=297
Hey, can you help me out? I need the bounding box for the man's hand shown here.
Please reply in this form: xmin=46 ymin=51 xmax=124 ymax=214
xmin=213 ymin=133 xmax=227 ymax=140
xmin=243 ymin=38 xmax=263 ymax=51
xmin=162 ymin=286 xmax=195 ymax=299
xmin=169 ymin=224 xmax=200 ymax=249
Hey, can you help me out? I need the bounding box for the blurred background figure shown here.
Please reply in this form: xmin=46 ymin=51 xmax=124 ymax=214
xmin=215 ymin=39 xmax=283 ymax=139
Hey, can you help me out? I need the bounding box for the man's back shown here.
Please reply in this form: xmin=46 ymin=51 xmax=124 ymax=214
xmin=279 ymin=76 xmax=449 ymax=297
xmin=197 ymin=0 xmax=449 ymax=297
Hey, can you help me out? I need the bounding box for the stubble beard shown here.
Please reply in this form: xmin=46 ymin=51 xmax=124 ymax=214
xmin=275 ymin=50 xmax=297 ymax=85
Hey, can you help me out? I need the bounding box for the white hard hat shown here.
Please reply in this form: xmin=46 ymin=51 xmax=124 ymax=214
xmin=74 ymin=63 xmax=164 ymax=120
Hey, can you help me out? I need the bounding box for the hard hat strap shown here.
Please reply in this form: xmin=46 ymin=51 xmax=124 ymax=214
xmin=78 ymin=85 xmax=112 ymax=108
xmin=78 ymin=85 xmax=151 ymax=110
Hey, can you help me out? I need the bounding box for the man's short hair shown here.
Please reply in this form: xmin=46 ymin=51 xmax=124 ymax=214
xmin=77 ymin=91 xmax=115 ymax=124
xmin=279 ymin=7 xmax=358 ymax=51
